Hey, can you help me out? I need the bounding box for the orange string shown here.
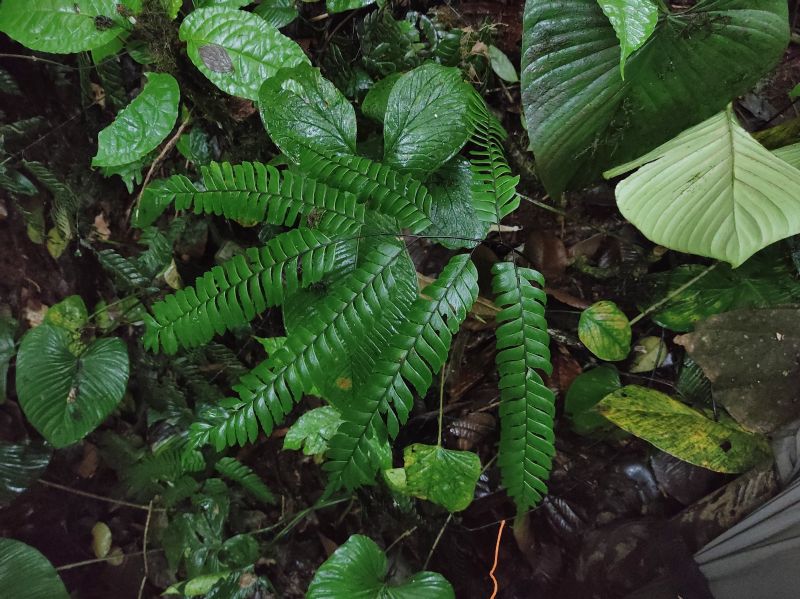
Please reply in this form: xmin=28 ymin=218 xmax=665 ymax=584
xmin=488 ymin=519 xmax=506 ymax=598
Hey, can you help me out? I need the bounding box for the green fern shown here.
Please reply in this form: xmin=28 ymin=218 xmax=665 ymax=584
xmin=149 ymin=161 xmax=365 ymax=235
xmin=493 ymin=262 xmax=554 ymax=512
xmin=22 ymin=160 xmax=80 ymax=240
xmin=123 ymin=448 xmax=205 ymax=500
xmin=144 ymin=227 xmax=339 ymax=354
xmin=96 ymin=248 xmax=151 ymax=288
xmin=298 ymin=146 xmax=432 ymax=234
xmin=466 ymin=92 xmax=520 ymax=225
xmin=190 ymin=242 xmax=413 ymax=450
xmin=214 ymin=457 xmax=275 ymax=504
xmin=324 ymin=254 xmax=479 ymax=492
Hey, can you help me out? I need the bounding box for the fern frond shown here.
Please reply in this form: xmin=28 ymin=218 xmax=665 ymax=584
xmin=214 ymin=457 xmax=275 ymax=504
xmin=0 ymin=66 xmax=22 ymax=96
xmin=0 ymin=117 xmax=47 ymax=142
xmin=123 ymin=448 xmax=205 ymax=500
xmin=144 ymin=227 xmax=339 ymax=354
xmin=97 ymin=248 xmax=151 ymax=288
xmin=324 ymin=254 xmax=479 ymax=492
xmin=148 ymin=161 xmax=364 ymax=235
xmin=23 ymin=160 xmax=80 ymax=240
xmin=95 ymin=58 xmax=127 ymax=111
xmin=298 ymin=146 xmax=432 ymax=234
xmin=466 ymin=92 xmax=520 ymax=225
xmin=190 ymin=242 xmax=411 ymax=450
xmin=493 ymin=262 xmax=554 ymax=512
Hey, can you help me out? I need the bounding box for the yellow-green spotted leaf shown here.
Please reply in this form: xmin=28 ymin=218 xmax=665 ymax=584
xmin=596 ymin=385 xmax=771 ymax=473
xmin=397 ymin=443 xmax=481 ymax=512
xmin=578 ymin=300 xmax=631 ymax=361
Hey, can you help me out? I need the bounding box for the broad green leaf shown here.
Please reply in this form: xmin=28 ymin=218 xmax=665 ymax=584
xmin=383 ymin=63 xmax=474 ymax=178
xmin=326 ymin=0 xmax=378 ymax=13
xmin=253 ymin=0 xmax=298 ymax=28
xmin=91 ymin=35 xmax=125 ymax=63
xmin=0 ymin=539 xmax=69 ymax=599
xmin=0 ymin=1 xmax=126 ymax=54
xmin=361 ymin=73 xmax=402 ymax=123
xmin=45 ymin=295 xmax=89 ymax=333
xmin=92 ymin=73 xmax=180 ymax=168
xmin=521 ymin=0 xmax=789 ymax=196
xmin=179 ymin=7 xmax=308 ymax=100
xmin=578 ymin=300 xmax=631 ymax=361
xmin=565 ymin=366 xmax=621 ymax=435
xmin=194 ymin=0 xmax=252 ymax=7
xmin=0 ymin=314 xmax=16 ymax=401
xmin=774 ymin=142 xmax=800 ymax=170
xmin=426 ymin=157 xmax=488 ymax=249
xmin=487 ymin=45 xmax=519 ymax=83
xmin=628 ymin=336 xmax=667 ymax=373
xmin=596 ymin=385 xmax=771 ymax=473
xmin=176 ymin=127 xmax=213 ymax=165
xmin=259 ymin=64 xmax=357 ymax=162
xmin=307 ymin=534 xmax=454 ymax=599
xmin=16 ymin=325 xmax=129 ymax=448
xmin=0 ymin=442 xmax=51 ymax=506
xmin=605 ymin=108 xmax=800 ymax=267
xmin=394 ymin=444 xmax=481 ymax=512
xmin=640 ymin=248 xmax=800 ymax=332
xmin=162 ymin=0 xmax=183 ymax=18
xmin=791 ymin=84 xmax=800 ymax=100
xmin=283 ymin=406 xmax=342 ymax=456
xmin=596 ymin=0 xmax=658 ymax=79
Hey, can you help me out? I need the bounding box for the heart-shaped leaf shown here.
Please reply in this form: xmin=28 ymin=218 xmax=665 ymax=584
xmin=605 ymin=108 xmax=800 ymax=266
xmin=179 ymin=7 xmax=308 ymax=100
xmin=578 ymin=300 xmax=631 ymax=361
xmin=0 ymin=0 xmax=126 ymax=54
xmin=16 ymin=325 xmax=129 ymax=448
xmin=0 ymin=539 xmax=69 ymax=599
xmin=521 ymin=0 xmax=789 ymax=196
xmin=307 ymin=534 xmax=454 ymax=599
xmin=426 ymin=157 xmax=488 ymax=249
xmin=92 ymin=72 xmax=180 ymax=168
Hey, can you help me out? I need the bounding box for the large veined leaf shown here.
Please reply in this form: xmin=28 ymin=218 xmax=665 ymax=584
xmin=307 ymin=535 xmax=454 ymax=599
xmin=259 ymin=64 xmax=357 ymax=162
xmin=326 ymin=0 xmax=379 ymax=14
xmin=774 ymin=142 xmax=800 ymax=169
xmin=604 ymin=108 xmax=800 ymax=267
xmin=596 ymin=0 xmax=658 ymax=79
xmin=92 ymin=73 xmax=180 ymax=168
xmin=16 ymin=325 xmax=129 ymax=448
xmin=0 ymin=442 xmax=51 ymax=506
xmin=596 ymin=386 xmax=771 ymax=473
xmin=383 ymin=63 xmax=474 ymax=179
xmin=0 ymin=1 xmax=126 ymax=54
xmin=0 ymin=539 xmax=68 ymax=599
xmin=179 ymin=7 xmax=308 ymax=100
xmin=253 ymin=0 xmax=298 ymax=28
xmin=521 ymin=0 xmax=789 ymax=196
xmin=426 ymin=158 xmax=488 ymax=249
xmin=0 ymin=314 xmax=16 ymax=401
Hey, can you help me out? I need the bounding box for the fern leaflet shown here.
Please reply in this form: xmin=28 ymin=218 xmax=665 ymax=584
xmin=493 ymin=262 xmax=554 ymax=512
xmin=144 ymin=227 xmax=339 ymax=354
xmin=149 ymin=161 xmax=365 ymax=235
xmin=324 ymin=254 xmax=479 ymax=493
xmin=190 ymin=242 xmax=412 ymax=450
xmin=214 ymin=457 xmax=275 ymax=504
xmin=298 ymin=146 xmax=432 ymax=234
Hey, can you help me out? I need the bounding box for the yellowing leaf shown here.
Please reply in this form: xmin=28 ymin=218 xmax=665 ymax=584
xmin=578 ymin=300 xmax=631 ymax=361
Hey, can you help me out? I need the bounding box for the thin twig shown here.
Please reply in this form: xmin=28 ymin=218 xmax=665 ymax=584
xmin=629 ymin=262 xmax=719 ymax=326
xmin=38 ymin=480 xmax=165 ymax=512
xmin=56 ymin=549 xmax=162 ymax=571
xmin=137 ymin=501 xmax=154 ymax=599
xmin=385 ymin=526 xmax=418 ymax=554
xmin=437 ymin=359 xmax=447 ymax=447
xmin=488 ymin=520 xmax=506 ymax=599
xmin=423 ymin=513 xmax=453 ymax=570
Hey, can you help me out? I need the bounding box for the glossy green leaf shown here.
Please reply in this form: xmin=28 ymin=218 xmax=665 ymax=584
xmin=0 ymin=1 xmax=126 ymax=54
xmin=361 ymin=73 xmax=402 ymax=123
xmin=565 ymin=366 xmax=621 ymax=435
xmin=605 ymin=108 xmax=800 ymax=266
xmin=521 ymin=0 xmax=789 ymax=196
xmin=283 ymin=406 xmax=342 ymax=456
xmin=640 ymin=248 xmax=800 ymax=332
xmin=393 ymin=444 xmax=481 ymax=512
xmin=259 ymin=64 xmax=357 ymax=162
xmin=596 ymin=0 xmax=658 ymax=79
xmin=426 ymin=157 xmax=488 ymax=249
xmin=326 ymin=0 xmax=378 ymax=14
xmin=0 ymin=539 xmax=68 ymax=599
xmin=790 ymin=83 xmax=800 ymax=100
xmin=597 ymin=385 xmax=772 ymax=473
xmin=487 ymin=45 xmax=519 ymax=83
xmin=16 ymin=325 xmax=129 ymax=448
xmin=383 ymin=63 xmax=474 ymax=178
xmin=92 ymin=72 xmax=180 ymax=168
xmin=0 ymin=315 xmax=16 ymax=401
xmin=774 ymin=142 xmax=800 ymax=170
xmin=176 ymin=127 xmax=213 ymax=165
xmin=0 ymin=443 xmax=51 ymax=506
xmin=179 ymin=7 xmax=308 ymax=100
xmin=253 ymin=0 xmax=298 ymax=28
xmin=307 ymin=534 xmax=454 ymax=599
xmin=578 ymin=300 xmax=631 ymax=361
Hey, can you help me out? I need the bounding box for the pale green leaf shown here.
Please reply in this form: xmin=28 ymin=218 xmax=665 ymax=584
xmin=0 ymin=0 xmax=126 ymax=54
xmin=0 ymin=539 xmax=68 ymax=599
xmin=597 ymin=385 xmax=772 ymax=473
xmin=92 ymin=72 xmax=180 ymax=168
xmin=596 ymin=0 xmax=658 ymax=79
xmin=578 ymin=300 xmax=631 ymax=361
xmin=487 ymin=45 xmax=519 ymax=83
xmin=396 ymin=444 xmax=481 ymax=512
xmin=307 ymin=534 xmax=454 ymax=599
xmin=283 ymin=406 xmax=342 ymax=456
xmin=521 ymin=0 xmax=789 ymax=196
xmin=259 ymin=64 xmax=356 ymax=162
xmin=179 ymin=7 xmax=308 ymax=100
xmin=253 ymin=0 xmax=298 ymax=28
xmin=774 ymin=142 xmax=800 ymax=170
xmin=605 ymin=108 xmax=800 ymax=267
xmin=0 ymin=442 xmax=51 ymax=506
xmin=16 ymin=325 xmax=129 ymax=448
xmin=383 ymin=63 xmax=474 ymax=178
xmin=629 ymin=336 xmax=667 ymax=373
xmin=45 ymin=295 xmax=89 ymax=333
xmin=326 ymin=0 xmax=377 ymax=14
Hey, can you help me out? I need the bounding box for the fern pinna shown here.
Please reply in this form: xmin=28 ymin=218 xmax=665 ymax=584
xmin=140 ymin=61 xmax=555 ymax=513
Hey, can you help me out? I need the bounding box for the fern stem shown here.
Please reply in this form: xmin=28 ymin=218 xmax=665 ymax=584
xmin=437 ymin=360 xmax=447 ymax=447
xmin=423 ymin=513 xmax=453 ymax=570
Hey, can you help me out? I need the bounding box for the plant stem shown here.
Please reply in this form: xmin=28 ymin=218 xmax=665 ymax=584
xmin=38 ymin=480 xmax=165 ymax=512
xmin=56 ymin=549 xmax=162 ymax=571
xmin=656 ymin=0 xmax=671 ymax=13
xmin=629 ymin=262 xmax=719 ymax=326
xmin=423 ymin=514 xmax=453 ymax=569
xmin=437 ymin=360 xmax=447 ymax=447
xmin=137 ymin=501 xmax=154 ymax=599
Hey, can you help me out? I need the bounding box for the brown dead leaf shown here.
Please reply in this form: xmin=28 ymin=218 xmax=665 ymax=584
xmin=525 ymin=230 xmax=570 ymax=280
xmin=93 ymin=213 xmax=111 ymax=241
